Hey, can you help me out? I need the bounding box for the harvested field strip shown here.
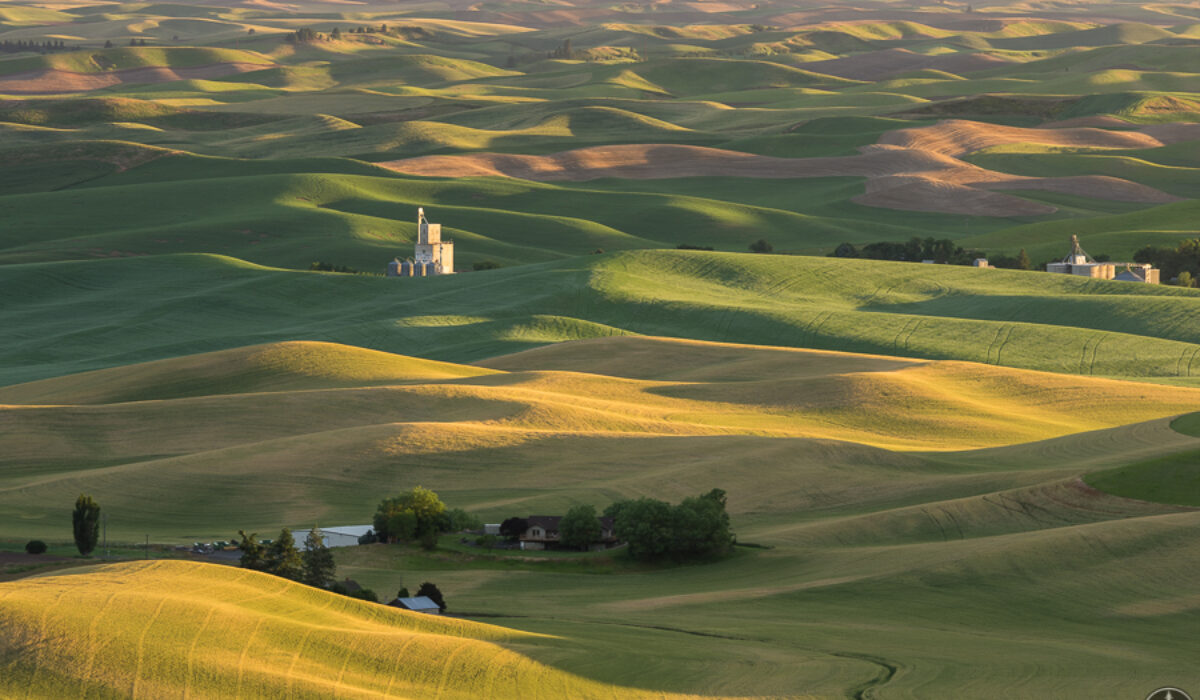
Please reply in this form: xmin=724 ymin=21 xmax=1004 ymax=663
xmin=381 ymin=129 xmax=1181 ymax=216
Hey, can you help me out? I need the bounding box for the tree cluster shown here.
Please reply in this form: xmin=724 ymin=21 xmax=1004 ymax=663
xmin=128 ymin=38 xmax=149 ymax=47
xmin=373 ymin=486 xmax=447 ymax=547
xmin=1135 ymin=238 xmax=1200 ymax=286
xmin=236 ymin=527 xmax=336 ymax=589
xmin=550 ymin=39 xmax=575 ymax=60
xmin=284 ymin=27 xmax=322 ymax=43
xmin=605 ymin=488 xmax=734 ymax=562
xmin=1 ymin=40 xmax=71 ymax=54
xmin=831 ymin=237 xmax=1038 ymax=270
xmin=559 ymin=504 xmax=602 ymax=550
xmin=309 ymin=261 xmax=382 ymax=276
xmin=749 ymin=239 xmax=774 ymax=254
xmin=831 ymin=237 xmax=977 ymax=265
xmin=310 ymin=261 xmax=358 ymax=273
xmin=498 ymin=517 xmax=528 ymax=541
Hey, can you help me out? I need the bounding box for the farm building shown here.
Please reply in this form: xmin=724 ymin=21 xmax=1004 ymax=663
xmin=293 ymin=525 xmax=373 ymax=548
xmin=388 ymin=596 xmax=441 ymax=615
xmin=1046 ymin=235 xmax=1158 ymax=284
xmin=387 ymin=207 xmax=455 ymax=277
xmin=520 ymin=515 xmax=618 ymax=551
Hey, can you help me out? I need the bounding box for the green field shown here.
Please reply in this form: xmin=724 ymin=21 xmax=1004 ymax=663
xmin=3 ymin=338 xmax=1199 ymax=697
xmin=3 ymin=0 xmax=1200 ymax=697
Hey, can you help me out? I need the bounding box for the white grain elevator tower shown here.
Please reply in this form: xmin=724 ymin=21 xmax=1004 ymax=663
xmin=414 ymin=207 xmax=454 ymax=275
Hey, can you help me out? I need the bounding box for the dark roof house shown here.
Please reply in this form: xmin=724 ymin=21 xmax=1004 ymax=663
xmin=521 ymin=515 xmax=617 ymax=548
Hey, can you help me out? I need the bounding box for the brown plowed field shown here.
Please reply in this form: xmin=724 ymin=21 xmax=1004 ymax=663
xmin=801 ymin=48 xmax=1013 ymax=80
xmin=382 ymin=118 xmax=1188 ymax=216
xmin=0 ymin=63 xmax=271 ymax=95
xmin=877 ymin=118 xmax=1191 ymax=156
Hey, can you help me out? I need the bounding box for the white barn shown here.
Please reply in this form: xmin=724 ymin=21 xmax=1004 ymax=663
xmin=294 ymin=525 xmax=373 ymax=548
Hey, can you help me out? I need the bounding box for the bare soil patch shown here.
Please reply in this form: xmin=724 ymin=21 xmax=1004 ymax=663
xmin=382 ymin=117 xmax=1187 ymax=216
xmin=876 ymin=118 xmax=1187 ymax=156
xmin=802 ymin=48 xmax=1013 ymax=80
xmin=0 ymin=63 xmax=271 ymax=95
xmin=0 ymin=551 xmax=73 ymax=566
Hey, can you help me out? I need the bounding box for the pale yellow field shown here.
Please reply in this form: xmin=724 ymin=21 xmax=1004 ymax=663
xmin=0 ymin=560 xmax=751 ymax=700
xmin=5 ymin=338 xmax=1200 ymax=458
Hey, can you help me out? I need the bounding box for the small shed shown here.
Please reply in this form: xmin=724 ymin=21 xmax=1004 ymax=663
xmin=389 ymin=596 xmax=441 ymax=615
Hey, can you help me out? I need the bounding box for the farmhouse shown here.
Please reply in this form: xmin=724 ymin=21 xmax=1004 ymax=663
xmin=520 ymin=515 xmax=618 ymax=551
xmin=388 ymin=596 xmax=441 ymax=615
xmin=387 ymin=207 xmax=455 ymax=277
xmin=293 ymin=525 xmax=373 ymax=548
xmin=1046 ymin=235 xmax=1158 ymax=284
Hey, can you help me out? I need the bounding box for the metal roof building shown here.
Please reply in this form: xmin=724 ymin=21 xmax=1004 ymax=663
xmin=389 ymin=596 xmax=441 ymax=614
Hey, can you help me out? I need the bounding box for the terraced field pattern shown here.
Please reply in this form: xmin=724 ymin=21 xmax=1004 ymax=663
xmin=2 ymin=0 xmax=1200 ymax=697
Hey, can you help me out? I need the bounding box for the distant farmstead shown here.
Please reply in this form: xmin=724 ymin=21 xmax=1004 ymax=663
xmin=520 ymin=515 xmax=618 ymax=551
xmin=387 ymin=207 xmax=455 ymax=277
xmin=1046 ymin=235 xmax=1158 ymax=284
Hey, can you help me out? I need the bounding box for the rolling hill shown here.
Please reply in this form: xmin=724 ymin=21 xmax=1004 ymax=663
xmin=2 ymin=335 xmax=1200 ymax=543
xmin=3 ymin=251 xmax=1199 ymax=389
xmin=0 ymin=560 xmax=720 ymax=700
xmin=3 ymin=0 xmax=1200 ymax=697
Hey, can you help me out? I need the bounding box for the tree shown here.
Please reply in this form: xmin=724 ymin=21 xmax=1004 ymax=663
xmin=72 ymin=494 xmax=101 ymax=556
xmin=1016 ymin=248 xmax=1032 ymax=270
xmin=444 ymin=508 xmax=481 ymax=532
xmin=330 ymin=26 xmax=342 ymax=40
xmin=1178 ymin=271 xmax=1195 ymax=288
xmin=610 ymin=498 xmax=674 ymax=561
xmin=264 ymin=528 xmax=303 ymax=580
xmin=831 ymin=242 xmax=859 ymax=258
xmin=1135 ymin=238 xmax=1200 ymax=280
xmin=104 ymin=40 xmax=113 ymax=48
xmin=373 ymin=487 xmax=446 ymax=542
xmin=25 ymin=540 xmax=47 ymax=554
xmin=749 ymin=239 xmax=773 ymax=254
xmin=349 ymin=588 xmax=378 ymax=602
xmin=559 ymin=504 xmax=601 ymax=550
xmin=397 ymin=586 xmax=410 ymax=598
xmin=670 ymin=489 xmax=733 ymax=558
xmin=236 ymin=529 xmax=266 ymax=570
xmin=609 ymin=489 xmax=734 ymax=561
xmin=248 ymin=28 xmax=255 ymax=35
xmin=301 ymin=527 xmax=336 ymax=588
xmin=499 ymin=517 xmax=528 ymax=542
xmin=417 ymin=582 xmax=446 ymax=611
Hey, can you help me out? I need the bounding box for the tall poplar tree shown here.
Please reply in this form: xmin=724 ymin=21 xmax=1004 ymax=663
xmin=72 ymin=494 xmax=101 ymax=556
